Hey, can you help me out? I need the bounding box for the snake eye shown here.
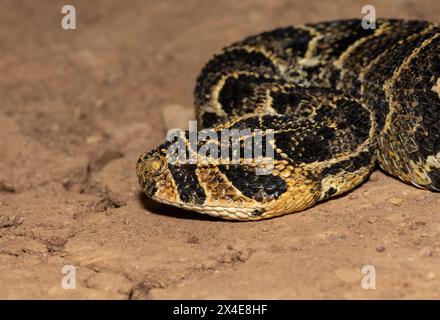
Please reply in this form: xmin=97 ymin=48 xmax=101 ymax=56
xmin=151 ymin=159 xmax=163 ymax=172
xmin=145 ymin=157 xmax=167 ymax=177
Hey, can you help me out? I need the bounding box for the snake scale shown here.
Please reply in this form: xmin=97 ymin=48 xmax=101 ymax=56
xmin=137 ymin=19 xmax=440 ymax=220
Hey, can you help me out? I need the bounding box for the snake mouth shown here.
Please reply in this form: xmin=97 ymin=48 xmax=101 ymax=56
xmin=149 ymin=195 xmax=264 ymax=221
xmin=142 ymin=179 xmax=158 ymax=197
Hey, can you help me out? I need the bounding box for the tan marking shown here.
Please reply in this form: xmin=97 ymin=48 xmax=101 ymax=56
xmin=261 ymin=174 xmax=318 ymax=219
xmin=301 ymin=25 xmax=323 ymax=60
xmin=319 ymin=165 xmax=372 ymax=201
xmin=333 ymin=21 xmax=389 ymax=78
xmin=154 ymin=168 xmax=180 ymax=203
xmin=196 ymin=166 xmax=258 ymax=209
xmin=256 ymin=87 xmax=278 ymax=115
xmin=432 ymin=78 xmax=440 ymax=97
xmin=426 ymin=152 xmax=440 ymax=169
xmin=231 ymin=45 xmax=288 ymax=74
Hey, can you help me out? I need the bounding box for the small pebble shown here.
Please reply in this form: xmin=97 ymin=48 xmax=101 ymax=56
xmin=420 ymin=246 xmax=433 ymax=257
xmin=369 ymin=172 xmax=380 ymax=182
xmin=0 ymin=215 xmax=24 ymax=228
xmin=93 ymin=99 xmax=105 ymax=108
xmin=409 ymin=221 xmax=426 ymax=230
xmin=201 ymin=259 xmax=217 ymax=270
xmin=238 ymin=250 xmax=250 ymax=262
xmin=219 ymin=254 xmax=233 ymax=263
xmin=86 ymin=135 xmax=102 ymax=145
xmin=388 ymin=197 xmax=404 ymax=206
xmin=187 ymin=236 xmax=200 ymax=244
xmin=416 ymin=193 xmax=427 ymax=201
xmin=47 ymin=236 xmax=67 ymax=247
xmin=367 ymin=215 xmax=378 ymax=224
xmin=376 ymin=245 xmax=386 ymax=253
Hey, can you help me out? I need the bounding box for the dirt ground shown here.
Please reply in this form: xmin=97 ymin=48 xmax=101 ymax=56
xmin=1 ymin=0 xmax=440 ymax=299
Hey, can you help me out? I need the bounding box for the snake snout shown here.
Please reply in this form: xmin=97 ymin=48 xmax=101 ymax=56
xmin=138 ymin=148 xmax=167 ymax=173
xmin=136 ymin=152 xmax=168 ymax=195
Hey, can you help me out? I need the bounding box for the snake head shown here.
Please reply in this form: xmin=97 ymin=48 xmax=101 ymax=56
xmin=136 ymin=120 xmax=318 ymax=220
xmin=136 ymin=144 xmax=170 ymax=198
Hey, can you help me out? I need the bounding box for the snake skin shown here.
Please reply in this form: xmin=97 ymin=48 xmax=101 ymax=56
xmin=137 ymin=19 xmax=440 ymax=220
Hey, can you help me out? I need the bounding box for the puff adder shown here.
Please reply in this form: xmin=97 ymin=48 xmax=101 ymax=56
xmin=137 ymin=19 xmax=440 ymax=220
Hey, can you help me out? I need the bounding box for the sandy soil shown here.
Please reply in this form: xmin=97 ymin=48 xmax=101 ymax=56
xmin=1 ymin=0 xmax=440 ymax=299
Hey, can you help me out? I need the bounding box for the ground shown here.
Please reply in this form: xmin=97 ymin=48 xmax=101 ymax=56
xmin=1 ymin=0 xmax=440 ymax=299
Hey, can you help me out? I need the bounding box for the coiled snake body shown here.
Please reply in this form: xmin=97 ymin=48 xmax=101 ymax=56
xmin=137 ymin=19 xmax=440 ymax=220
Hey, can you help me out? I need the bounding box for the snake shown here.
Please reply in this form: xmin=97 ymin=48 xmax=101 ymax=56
xmin=136 ymin=19 xmax=440 ymax=221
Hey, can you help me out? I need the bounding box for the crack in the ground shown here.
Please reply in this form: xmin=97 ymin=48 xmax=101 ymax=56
xmin=61 ymin=148 xmax=127 ymax=214
xmin=125 ymin=248 xmax=256 ymax=300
